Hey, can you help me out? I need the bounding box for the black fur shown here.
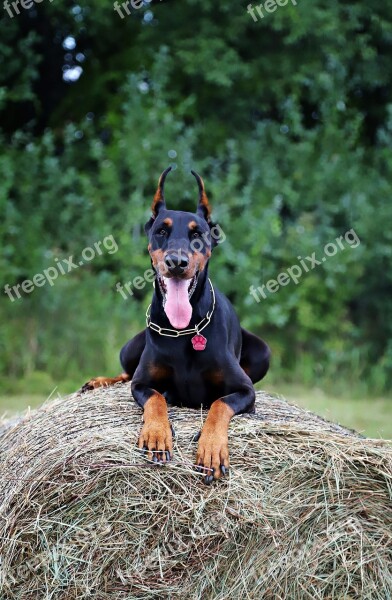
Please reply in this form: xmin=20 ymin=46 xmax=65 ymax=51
xmin=120 ymin=204 xmax=270 ymax=416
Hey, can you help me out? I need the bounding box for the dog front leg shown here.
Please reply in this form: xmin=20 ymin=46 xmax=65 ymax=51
xmin=132 ymin=381 xmax=173 ymax=463
xmin=196 ymin=381 xmax=255 ymax=484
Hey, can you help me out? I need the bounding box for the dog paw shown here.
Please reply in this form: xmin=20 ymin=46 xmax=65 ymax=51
xmin=78 ymin=377 xmax=113 ymax=394
xmin=138 ymin=418 xmax=173 ymax=464
xmin=196 ymin=430 xmax=229 ymax=484
xmin=78 ymin=375 xmax=129 ymax=394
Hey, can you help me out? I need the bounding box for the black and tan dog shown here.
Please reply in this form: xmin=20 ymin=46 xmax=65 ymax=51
xmin=81 ymin=168 xmax=270 ymax=484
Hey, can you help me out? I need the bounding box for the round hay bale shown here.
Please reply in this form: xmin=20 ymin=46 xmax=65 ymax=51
xmin=0 ymin=385 xmax=391 ymax=599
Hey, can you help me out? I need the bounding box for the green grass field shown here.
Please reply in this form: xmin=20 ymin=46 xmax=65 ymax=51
xmin=1 ymin=384 xmax=391 ymax=440
xmin=264 ymin=384 xmax=392 ymax=439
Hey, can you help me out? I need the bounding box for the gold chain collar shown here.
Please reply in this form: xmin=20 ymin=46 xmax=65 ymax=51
xmin=146 ymin=278 xmax=215 ymax=338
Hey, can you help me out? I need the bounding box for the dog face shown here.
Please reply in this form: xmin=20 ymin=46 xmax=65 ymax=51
xmin=145 ymin=168 xmax=215 ymax=281
xmin=145 ymin=168 xmax=216 ymax=329
xmin=147 ymin=210 xmax=212 ymax=279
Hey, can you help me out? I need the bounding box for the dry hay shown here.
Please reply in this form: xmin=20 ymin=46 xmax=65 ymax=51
xmin=0 ymin=384 xmax=391 ymax=599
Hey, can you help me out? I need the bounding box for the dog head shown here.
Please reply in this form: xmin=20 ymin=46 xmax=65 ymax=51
xmin=145 ymin=167 xmax=220 ymax=329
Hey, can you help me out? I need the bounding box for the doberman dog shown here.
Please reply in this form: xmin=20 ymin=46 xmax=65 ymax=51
xmin=81 ymin=167 xmax=270 ymax=484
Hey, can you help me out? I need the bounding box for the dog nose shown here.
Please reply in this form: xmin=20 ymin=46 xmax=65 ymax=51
xmin=164 ymin=253 xmax=189 ymax=275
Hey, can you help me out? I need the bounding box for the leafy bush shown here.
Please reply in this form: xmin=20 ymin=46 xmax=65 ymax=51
xmin=1 ymin=0 xmax=392 ymax=394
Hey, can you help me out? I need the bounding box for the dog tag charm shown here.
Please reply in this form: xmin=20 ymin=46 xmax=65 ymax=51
xmin=191 ymin=334 xmax=207 ymax=351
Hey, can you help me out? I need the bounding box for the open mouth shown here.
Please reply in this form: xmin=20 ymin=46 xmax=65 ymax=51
xmin=156 ymin=272 xmax=199 ymax=329
xmin=158 ymin=272 xmax=198 ymax=306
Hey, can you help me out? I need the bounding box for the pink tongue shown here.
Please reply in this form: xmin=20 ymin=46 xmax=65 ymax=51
xmin=164 ymin=278 xmax=192 ymax=329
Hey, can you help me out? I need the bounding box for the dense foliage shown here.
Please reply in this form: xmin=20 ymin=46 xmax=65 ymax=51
xmin=1 ymin=0 xmax=391 ymax=395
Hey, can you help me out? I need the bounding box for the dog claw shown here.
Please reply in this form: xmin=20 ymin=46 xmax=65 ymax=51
xmin=139 ymin=447 xmax=171 ymax=465
xmin=78 ymin=383 xmax=92 ymax=394
xmin=170 ymin=424 xmax=176 ymax=439
xmin=192 ymin=430 xmax=201 ymax=443
xmin=196 ymin=463 xmax=227 ymax=481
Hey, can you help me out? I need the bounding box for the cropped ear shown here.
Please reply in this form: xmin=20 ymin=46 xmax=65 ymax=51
xmin=151 ymin=166 xmax=172 ymax=218
xmin=191 ymin=170 xmax=212 ymax=223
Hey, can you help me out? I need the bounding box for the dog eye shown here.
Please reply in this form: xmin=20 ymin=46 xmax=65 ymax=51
xmin=158 ymin=229 xmax=168 ymax=236
xmin=191 ymin=231 xmax=200 ymax=238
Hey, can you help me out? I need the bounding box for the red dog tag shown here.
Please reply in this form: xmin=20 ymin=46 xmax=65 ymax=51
xmin=191 ymin=334 xmax=207 ymax=351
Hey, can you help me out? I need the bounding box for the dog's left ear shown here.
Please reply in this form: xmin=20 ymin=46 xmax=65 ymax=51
xmin=191 ymin=170 xmax=212 ymax=223
xmin=145 ymin=166 xmax=172 ymax=234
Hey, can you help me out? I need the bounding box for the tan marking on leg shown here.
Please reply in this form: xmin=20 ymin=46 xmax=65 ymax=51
xmin=148 ymin=364 xmax=172 ymax=380
xmin=138 ymin=393 xmax=173 ymax=462
xmin=196 ymin=400 xmax=234 ymax=479
xmin=80 ymin=373 xmax=130 ymax=392
xmin=205 ymin=369 xmax=225 ymax=385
